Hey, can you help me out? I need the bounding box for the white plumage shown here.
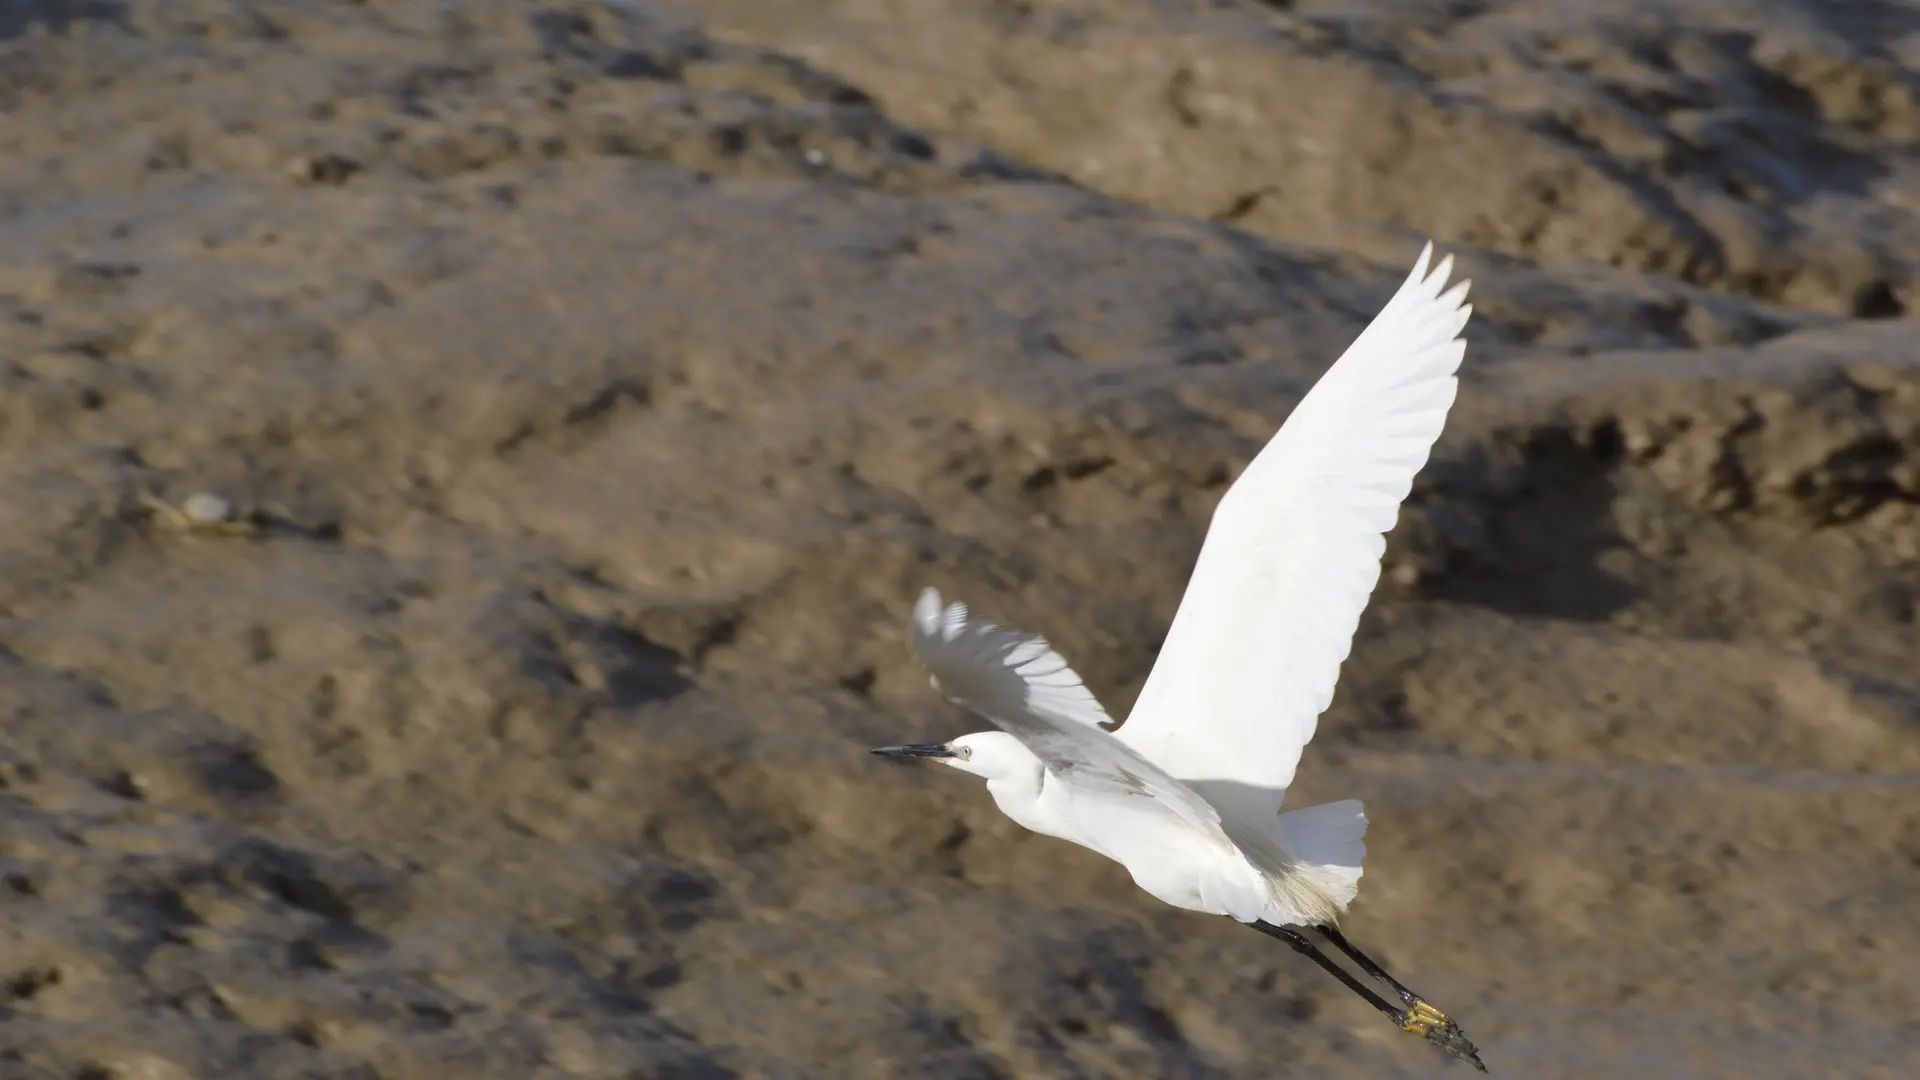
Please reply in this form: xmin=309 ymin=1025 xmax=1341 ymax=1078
xmin=1118 ymin=242 xmax=1471 ymax=826
xmin=883 ymin=244 xmax=1466 ymax=926
xmin=877 ymin=242 xmax=1483 ymax=1068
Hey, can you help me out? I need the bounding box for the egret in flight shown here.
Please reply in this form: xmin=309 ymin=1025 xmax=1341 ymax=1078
xmin=872 ymin=244 xmax=1485 ymax=1069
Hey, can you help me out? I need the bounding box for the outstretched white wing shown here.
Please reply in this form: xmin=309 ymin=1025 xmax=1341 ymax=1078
xmin=1114 ymin=244 xmax=1472 ymax=824
xmin=908 ymin=588 xmax=1219 ymax=837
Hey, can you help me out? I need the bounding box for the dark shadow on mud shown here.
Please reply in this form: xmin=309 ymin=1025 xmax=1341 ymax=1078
xmin=1400 ymin=420 xmax=1640 ymax=623
xmin=0 ymin=0 xmax=127 ymax=41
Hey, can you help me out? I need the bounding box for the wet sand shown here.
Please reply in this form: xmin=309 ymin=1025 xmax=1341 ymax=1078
xmin=1 ymin=1 xmax=1917 ymax=1077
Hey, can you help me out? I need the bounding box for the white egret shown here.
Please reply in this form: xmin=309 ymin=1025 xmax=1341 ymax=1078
xmin=873 ymin=244 xmax=1485 ymax=1069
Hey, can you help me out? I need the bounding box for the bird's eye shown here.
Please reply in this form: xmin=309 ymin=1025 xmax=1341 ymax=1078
xmin=957 ymin=745 xmax=973 ymax=760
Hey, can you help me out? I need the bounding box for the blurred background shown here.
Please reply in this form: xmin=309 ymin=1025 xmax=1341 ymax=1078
xmin=0 ymin=1 xmax=1916 ymax=1077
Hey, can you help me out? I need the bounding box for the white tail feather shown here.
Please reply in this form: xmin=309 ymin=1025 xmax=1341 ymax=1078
xmin=1276 ymin=799 xmax=1368 ymax=916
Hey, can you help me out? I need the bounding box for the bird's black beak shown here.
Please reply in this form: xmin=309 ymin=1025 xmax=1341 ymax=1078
xmin=869 ymin=743 xmax=959 ymax=760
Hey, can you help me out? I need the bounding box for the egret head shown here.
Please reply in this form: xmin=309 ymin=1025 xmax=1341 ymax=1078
xmin=869 ymin=731 xmax=1034 ymax=780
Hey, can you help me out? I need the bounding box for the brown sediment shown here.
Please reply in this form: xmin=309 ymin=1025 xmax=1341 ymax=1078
xmin=0 ymin=2 xmax=1915 ymax=1077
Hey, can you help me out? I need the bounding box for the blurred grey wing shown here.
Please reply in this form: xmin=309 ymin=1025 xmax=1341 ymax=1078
xmin=908 ymin=588 xmax=1223 ymax=834
xmin=909 ymin=586 xmax=1116 ymax=731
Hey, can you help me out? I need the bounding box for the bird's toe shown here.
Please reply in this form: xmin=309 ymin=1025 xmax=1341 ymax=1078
xmin=1397 ymin=1002 xmax=1486 ymax=1071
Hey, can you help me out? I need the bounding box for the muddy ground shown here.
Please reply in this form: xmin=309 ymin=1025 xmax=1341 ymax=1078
xmin=1 ymin=1 xmax=1917 ymax=1077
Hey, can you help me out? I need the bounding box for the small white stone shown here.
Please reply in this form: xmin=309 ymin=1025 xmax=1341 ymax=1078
xmin=180 ymin=492 xmax=235 ymax=524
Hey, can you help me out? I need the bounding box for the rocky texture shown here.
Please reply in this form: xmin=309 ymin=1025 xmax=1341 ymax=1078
xmin=0 ymin=1 xmax=1916 ymax=1078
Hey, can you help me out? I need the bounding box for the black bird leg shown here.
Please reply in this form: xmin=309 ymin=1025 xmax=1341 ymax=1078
xmin=1314 ymin=924 xmax=1422 ymax=1008
xmin=1251 ymin=921 xmax=1406 ymax=1022
xmin=1251 ymin=921 xmax=1488 ymax=1072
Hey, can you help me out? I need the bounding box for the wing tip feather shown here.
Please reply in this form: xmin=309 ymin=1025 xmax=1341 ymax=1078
xmin=913 ymin=586 xmax=944 ymax=632
xmin=1410 ymin=241 xmax=1434 ymax=283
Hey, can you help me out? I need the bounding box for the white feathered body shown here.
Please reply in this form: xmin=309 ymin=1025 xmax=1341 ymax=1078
xmin=957 ymin=729 xmax=1365 ymax=927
